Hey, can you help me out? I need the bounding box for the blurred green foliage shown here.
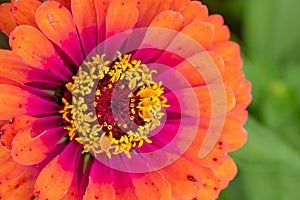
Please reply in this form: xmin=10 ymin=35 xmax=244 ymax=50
xmin=202 ymin=0 xmax=300 ymax=199
xmin=1 ymin=0 xmax=299 ymax=199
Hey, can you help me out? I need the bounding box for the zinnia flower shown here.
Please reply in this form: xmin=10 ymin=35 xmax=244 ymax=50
xmin=0 ymin=0 xmax=251 ymax=200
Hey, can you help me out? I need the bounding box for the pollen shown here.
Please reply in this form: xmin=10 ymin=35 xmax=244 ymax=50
xmin=60 ymin=53 xmax=169 ymax=158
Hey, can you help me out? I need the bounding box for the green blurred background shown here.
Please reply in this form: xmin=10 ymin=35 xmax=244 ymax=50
xmin=1 ymin=0 xmax=300 ymax=199
xmin=202 ymin=0 xmax=300 ymax=199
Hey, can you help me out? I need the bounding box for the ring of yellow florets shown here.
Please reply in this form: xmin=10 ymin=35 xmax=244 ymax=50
xmin=60 ymin=53 xmax=169 ymax=158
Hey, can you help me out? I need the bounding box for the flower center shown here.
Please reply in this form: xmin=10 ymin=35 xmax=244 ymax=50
xmin=60 ymin=53 xmax=169 ymax=158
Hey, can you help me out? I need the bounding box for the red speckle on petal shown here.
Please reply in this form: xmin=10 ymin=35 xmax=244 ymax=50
xmin=13 ymin=6 xmax=18 ymax=11
xmin=213 ymin=158 xmax=218 ymax=162
xmin=58 ymin=4 xmax=63 ymax=9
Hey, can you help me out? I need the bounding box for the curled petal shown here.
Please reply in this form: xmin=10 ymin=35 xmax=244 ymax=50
xmin=0 ymin=115 xmax=35 ymax=149
xmin=12 ymin=127 xmax=66 ymax=165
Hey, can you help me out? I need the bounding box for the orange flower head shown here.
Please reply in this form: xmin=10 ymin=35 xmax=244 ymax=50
xmin=0 ymin=0 xmax=251 ymax=200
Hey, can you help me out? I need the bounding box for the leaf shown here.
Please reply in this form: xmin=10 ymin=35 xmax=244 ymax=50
xmin=244 ymin=0 xmax=300 ymax=62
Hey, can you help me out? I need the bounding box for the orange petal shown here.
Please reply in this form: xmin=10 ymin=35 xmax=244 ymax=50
xmin=213 ymin=25 xmax=230 ymax=44
xmin=211 ymin=41 xmax=242 ymax=68
xmin=0 ymin=145 xmax=25 ymax=181
xmin=132 ymin=172 xmax=172 ymax=200
xmin=181 ymin=21 xmax=215 ymax=49
xmin=136 ymin=0 xmax=175 ymax=27
xmin=198 ymin=138 xmax=228 ymax=168
xmin=195 ymin=166 xmax=221 ymax=200
xmin=175 ymin=51 xmax=224 ymax=87
xmin=206 ymin=14 xmax=230 ymax=43
xmin=212 ymin=156 xmax=237 ymax=189
xmin=194 ymin=85 xmax=235 ymax=117
xmin=149 ymin=10 xmax=183 ymax=31
xmin=35 ymin=142 xmax=78 ymax=200
xmin=0 ymin=76 xmax=23 ymax=87
xmin=0 ymin=3 xmax=16 ymax=36
xmin=235 ymin=80 xmax=252 ymax=108
xmin=9 ymin=25 xmax=70 ymax=79
xmin=112 ymin=169 xmax=139 ymax=200
xmin=212 ymin=156 xmax=238 ymax=189
xmin=83 ymin=161 xmax=115 ymax=200
xmin=180 ymin=1 xmax=208 ymax=26
xmin=71 ymin=0 xmax=97 ymax=54
xmin=222 ymin=64 xmax=245 ymax=91
xmin=94 ymin=0 xmax=112 ymax=42
xmin=36 ymin=1 xmax=84 ymax=66
xmin=158 ymin=157 xmax=201 ymax=199
xmin=106 ymin=0 xmax=138 ymax=37
xmin=0 ymin=115 xmax=35 ymax=149
xmin=0 ymin=120 xmax=7 ymax=128
xmin=0 ymin=50 xmax=32 ymax=83
xmin=182 ymin=127 xmax=206 ymax=160
xmin=173 ymin=0 xmax=189 ymax=11
xmin=222 ymin=114 xmax=248 ymax=151
xmin=11 ymin=0 xmax=41 ymax=28
xmin=0 ymin=84 xmax=58 ymax=120
xmin=0 ymin=84 xmax=29 ymax=120
xmin=54 ymin=0 xmax=72 ymax=10
xmin=61 ymin=174 xmax=79 ymax=200
xmin=136 ymin=0 xmax=162 ymax=27
xmin=12 ymin=127 xmax=65 ymax=165
xmin=152 ymin=0 xmax=175 ymax=14
xmin=0 ymin=166 xmax=39 ymax=200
